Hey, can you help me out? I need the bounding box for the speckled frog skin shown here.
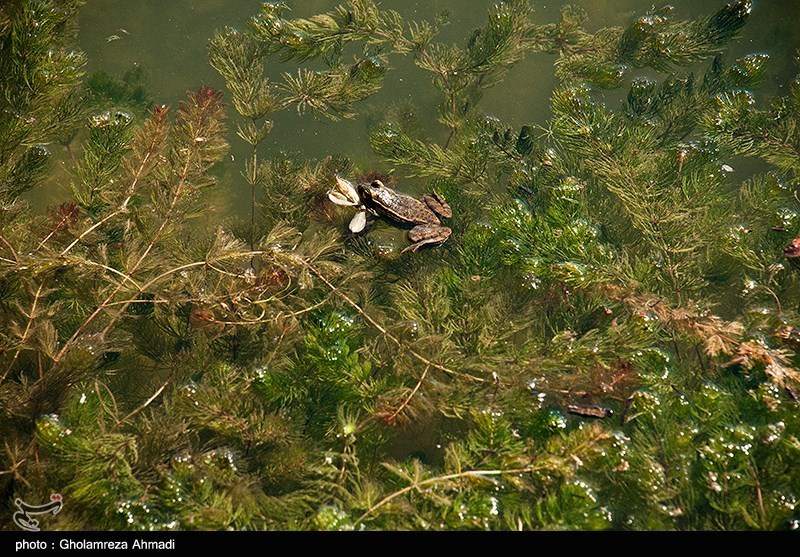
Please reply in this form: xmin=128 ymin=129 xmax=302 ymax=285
xmin=357 ymin=180 xmax=452 ymax=253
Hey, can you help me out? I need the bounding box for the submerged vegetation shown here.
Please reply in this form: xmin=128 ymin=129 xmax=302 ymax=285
xmin=2 ymin=0 xmax=800 ymax=530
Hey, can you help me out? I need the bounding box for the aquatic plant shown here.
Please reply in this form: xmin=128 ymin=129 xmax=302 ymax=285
xmin=1 ymin=0 xmax=799 ymax=530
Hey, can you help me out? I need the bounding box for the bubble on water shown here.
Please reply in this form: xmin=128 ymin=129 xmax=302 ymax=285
xmin=777 ymin=207 xmax=799 ymax=228
xmin=741 ymin=277 xmax=758 ymax=295
xmin=521 ymin=272 xmax=541 ymax=290
xmin=253 ymin=366 xmax=268 ymax=380
xmin=762 ymin=421 xmax=785 ymax=444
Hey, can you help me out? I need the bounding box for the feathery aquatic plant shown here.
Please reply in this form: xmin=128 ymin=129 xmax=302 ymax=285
xmin=1 ymin=0 xmax=799 ymax=531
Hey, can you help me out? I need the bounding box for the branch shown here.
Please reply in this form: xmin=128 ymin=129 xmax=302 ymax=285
xmin=301 ymin=260 xmax=485 ymax=383
xmin=1 ymin=282 xmax=45 ymax=385
xmin=354 ymin=466 xmax=535 ymax=526
xmin=383 ymin=365 xmax=430 ymax=425
xmin=0 ymin=234 xmax=20 ymax=263
xmin=116 ymin=373 xmax=173 ymax=426
xmin=59 ymin=207 xmax=126 ymax=257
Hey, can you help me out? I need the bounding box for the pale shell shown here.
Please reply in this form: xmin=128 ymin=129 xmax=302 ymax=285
xmin=349 ymin=210 xmax=367 ymax=233
xmin=327 ymin=176 xmax=360 ymax=206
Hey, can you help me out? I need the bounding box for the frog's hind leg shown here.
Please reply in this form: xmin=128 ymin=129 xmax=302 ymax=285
xmin=420 ymin=192 xmax=452 ymax=219
xmin=402 ymin=224 xmax=451 ymax=253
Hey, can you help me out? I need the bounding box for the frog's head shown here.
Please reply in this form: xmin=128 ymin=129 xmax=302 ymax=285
xmin=357 ymin=180 xmax=386 ymax=203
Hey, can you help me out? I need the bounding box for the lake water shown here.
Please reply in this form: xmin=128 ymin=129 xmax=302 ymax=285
xmin=76 ymin=0 xmax=800 ymax=216
xmin=4 ymin=0 xmax=798 ymax=531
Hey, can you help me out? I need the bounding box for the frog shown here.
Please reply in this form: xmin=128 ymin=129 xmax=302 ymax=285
xmin=357 ymin=179 xmax=452 ymax=253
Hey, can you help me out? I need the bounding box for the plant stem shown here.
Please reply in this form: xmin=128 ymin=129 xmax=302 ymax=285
xmin=54 ymin=155 xmax=193 ymax=364
xmin=302 ymin=260 xmax=485 ymax=383
xmin=354 ymin=466 xmax=535 ymax=526
xmin=0 ymin=282 xmax=45 ymax=385
xmin=250 ymin=116 xmax=258 ymax=267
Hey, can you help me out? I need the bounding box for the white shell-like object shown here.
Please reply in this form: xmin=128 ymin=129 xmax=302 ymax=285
xmin=327 ymin=176 xmax=361 ymax=206
xmin=349 ymin=210 xmax=367 ymax=233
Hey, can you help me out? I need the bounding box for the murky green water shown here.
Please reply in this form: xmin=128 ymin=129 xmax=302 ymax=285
xmin=6 ymin=0 xmax=800 ymax=531
xmin=76 ymin=0 xmax=800 ymax=468
xmin=76 ymin=0 xmax=800 ymax=217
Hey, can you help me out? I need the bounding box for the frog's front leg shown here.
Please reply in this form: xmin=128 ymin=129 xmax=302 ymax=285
xmin=402 ymin=224 xmax=452 ymax=253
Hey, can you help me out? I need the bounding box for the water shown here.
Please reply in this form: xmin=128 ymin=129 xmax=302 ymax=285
xmin=76 ymin=0 xmax=800 ymax=217
xmin=6 ymin=0 xmax=800 ymax=529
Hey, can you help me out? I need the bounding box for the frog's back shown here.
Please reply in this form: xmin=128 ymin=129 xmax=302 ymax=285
xmin=370 ymin=188 xmax=438 ymax=225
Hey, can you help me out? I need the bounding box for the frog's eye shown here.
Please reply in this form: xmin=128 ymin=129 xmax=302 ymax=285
xmin=371 ymin=180 xmax=385 ymax=188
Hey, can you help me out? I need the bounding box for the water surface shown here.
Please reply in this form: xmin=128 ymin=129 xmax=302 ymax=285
xmin=75 ymin=1 xmax=800 ymax=215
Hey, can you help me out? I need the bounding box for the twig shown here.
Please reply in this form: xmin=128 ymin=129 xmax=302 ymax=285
xmin=59 ymin=208 xmax=126 ymax=257
xmin=0 ymin=234 xmax=19 ymax=263
xmin=749 ymin=461 xmax=766 ymax=527
xmin=95 ymin=380 xmax=121 ymax=425
xmin=337 ymin=435 xmax=354 ymax=486
xmin=206 ymin=261 xmax=244 ymax=279
xmin=35 ymin=208 xmax=76 ymax=254
xmin=385 ymin=365 xmax=430 ymax=425
xmin=354 ymin=466 xmax=535 ymax=526
xmin=0 ymin=441 xmax=31 ymax=489
xmin=302 ymin=260 xmax=485 ymax=383
xmin=102 ymin=295 xmax=213 ymax=308
xmin=70 ymin=258 xmax=142 ymax=290
xmin=262 ymin=322 xmax=289 ymax=370
xmin=207 ymin=294 xmax=333 ymax=326
xmin=118 ymin=374 xmax=173 ymax=425
xmin=249 ymin=115 xmax=259 ymax=268
xmin=123 ymin=250 xmax=265 ymax=300
xmin=754 ymin=285 xmax=782 ymax=316
xmin=267 ymin=296 xmax=331 ymax=320
xmin=206 ymin=308 xmax=267 ymax=326
xmin=676 ymin=149 xmax=688 ymax=201
xmin=1 ymin=282 xmax=45 ymax=385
